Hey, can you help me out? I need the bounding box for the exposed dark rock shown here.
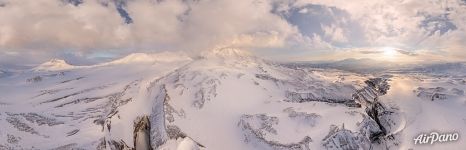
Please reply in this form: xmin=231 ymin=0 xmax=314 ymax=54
xmin=166 ymin=125 xmax=187 ymax=139
xmin=0 ymin=144 xmax=13 ymax=150
xmin=55 ymin=97 xmax=106 ymax=108
xmin=133 ymin=84 xmax=205 ymax=149
xmin=134 ymin=116 xmax=152 ymax=150
xmin=27 ymin=76 xmax=42 ymax=83
xmin=7 ymin=134 xmax=20 ymax=144
xmin=62 ymin=0 xmax=83 ymax=6
xmin=322 ymin=125 xmax=370 ymax=150
xmin=239 ymin=114 xmax=279 ymax=137
xmin=285 ymin=91 xmax=361 ymax=107
xmin=163 ymin=87 xmax=185 ymax=123
xmin=366 ymin=103 xmax=401 ymax=139
xmin=267 ymin=136 xmax=312 ymax=150
xmin=283 ymin=107 xmax=321 ymax=127
xmin=255 ymin=74 xmax=280 ymax=83
xmin=7 ymin=113 xmax=64 ymax=126
xmin=40 ymin=84 xmax=112 ymax=104
xmin=352 ymin=77 xmax=402 ymax=149
xmin=238 ymin=114 xmax=313 ymax=150
xmin=352 ymin=78 xmax=390 ymax=106
xmin=6 ymin=117 xmax=39 ymax=135
xmin=364 ymin=78 xmax=390 ymax=95
xmin=50 ymin=143 xmax=82 ymax=150
xmin=66 ymin=129 xmax=79 ymax=137
xmin=413 ymin=86 xmax=462 ymax=101
xmin=26 ymin=72 xmax=66 ymax=83
xmin=96 ymin=138 xmax=106 ymax=150
xmin=168 ymin=70 xmax=221 ymax=109
xmin=193 ymin=78 xmax=220 ymax=109
xmin=353 ymin=78 xmax=390 ymax=142
xmin=108 ymin=140 xmax=131 ymax=150
xmin=60 ymin=77 xmax=85 ymax=84
xmin=358 ymin=116 xmax=384 ymax=142
xmin=34 ymin=88 xmax=74 ymax=98
xmin=74 ymin=81 xmax=138 ymax=131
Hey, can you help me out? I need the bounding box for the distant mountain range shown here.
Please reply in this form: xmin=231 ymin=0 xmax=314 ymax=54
xmin=282 ymin=58 xmax=466 ymax=75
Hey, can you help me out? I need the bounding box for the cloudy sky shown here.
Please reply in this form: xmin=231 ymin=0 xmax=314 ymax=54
xmin=0 ymin=0 xmax=465 ymax=67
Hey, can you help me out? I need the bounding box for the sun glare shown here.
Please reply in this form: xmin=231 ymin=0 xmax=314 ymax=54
xmin=382 ymin=47 xmax=397 ymax=58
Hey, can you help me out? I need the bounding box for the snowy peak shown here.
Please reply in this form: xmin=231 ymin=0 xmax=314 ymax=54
xmin=202 ymin=47 xmax=252 ymax=59
xmin=105 ymin=52 xmax=192 ymax=65
xmin=33 ymin=59 xmax=74 ymax=71
xmin=408 ymin=62 xmax=466 ymax=75
xmin=109 ymin=53 xmax=157 ymax=64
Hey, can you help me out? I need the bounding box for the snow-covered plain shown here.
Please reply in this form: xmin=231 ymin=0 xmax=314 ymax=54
xmin=0 ymin=48 xmax=465 ymax=150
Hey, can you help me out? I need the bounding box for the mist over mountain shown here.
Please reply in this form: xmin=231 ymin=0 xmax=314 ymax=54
xmin=282 ymin=58 xmax=466 ymax=76
xmin=282 ymin=58 xmax=400 ymax=73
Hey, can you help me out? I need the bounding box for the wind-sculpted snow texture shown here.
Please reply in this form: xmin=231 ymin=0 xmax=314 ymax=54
xmin=0 ymin=48 xmax=465 ymax=149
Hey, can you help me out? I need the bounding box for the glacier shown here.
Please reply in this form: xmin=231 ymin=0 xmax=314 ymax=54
xmin=0 ymin=48 xmax=465 ymax=150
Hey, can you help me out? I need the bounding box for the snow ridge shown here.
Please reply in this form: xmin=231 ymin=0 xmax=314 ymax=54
xmin=1 ymin=51 xmax=466 ymax=150
xmin=102 ymin=52 xmax=193 ymax=66
xmin=202 ymin=47 xmax=252 ymax=59
xmin=33 ymin=59 xmax=74 ymax=71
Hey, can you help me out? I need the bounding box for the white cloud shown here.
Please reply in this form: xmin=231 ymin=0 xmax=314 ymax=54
xmin=0 ymin=0 xmax=465 ymax=65
xmin=321 ymin=24 xmax=347 ymax=43
xmin=0 ymin=0 xmax=126 ymax=49
xmin=0 ymin=0 xmax=311 ymax=65
xmin=0 ymin=0 xmax=299 ymax=53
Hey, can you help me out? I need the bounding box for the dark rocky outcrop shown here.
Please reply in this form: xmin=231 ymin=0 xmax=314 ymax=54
xmin=238 ymin=114 xmax=313 ymax=150
xmin=322 ymin=125 xmax=370 ymax=150
xmin=354 ymin=78 xmax=401 ymax=148
xmin=131 ymin=84 xmax=203 ymax=150
xmin=284 ymin=91 xmax=361 ymax=108
xmin=413 ymin=86 xmax=463 ymax=101
xmin=322 ymin=78 xmax=401 ymax=150
xmin=283 ymin=107 xmax=321 ymax=127
xmin=134 ymin=116 xmax=152 ymax=150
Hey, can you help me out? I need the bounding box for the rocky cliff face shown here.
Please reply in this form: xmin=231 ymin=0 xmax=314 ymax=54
xmin=321 ymin=78 xmax=404 ymax=150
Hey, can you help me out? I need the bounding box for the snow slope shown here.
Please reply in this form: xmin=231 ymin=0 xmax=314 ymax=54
xmin=0 ymin=49 xmax=465 ymax=150
xmin=33 ymin=59 xmax=76 ymax=71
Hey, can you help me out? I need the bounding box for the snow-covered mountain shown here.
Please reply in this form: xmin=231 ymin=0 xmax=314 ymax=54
xmin=284 ymin=58 xmax=402 ymax=73
xmin=33 ymin=59 xmax=76 ymax=72
xmin=0 ymin=49 xmax=465 ymax=150
xmin=401 ymin=62 xmax=466 ymax=76
xmin=102 ymin=52 xmax=192 ymax=66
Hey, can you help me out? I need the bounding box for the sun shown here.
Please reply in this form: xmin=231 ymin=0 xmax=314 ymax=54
xmin=382 ymin=47 xmax=397 ymax=58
